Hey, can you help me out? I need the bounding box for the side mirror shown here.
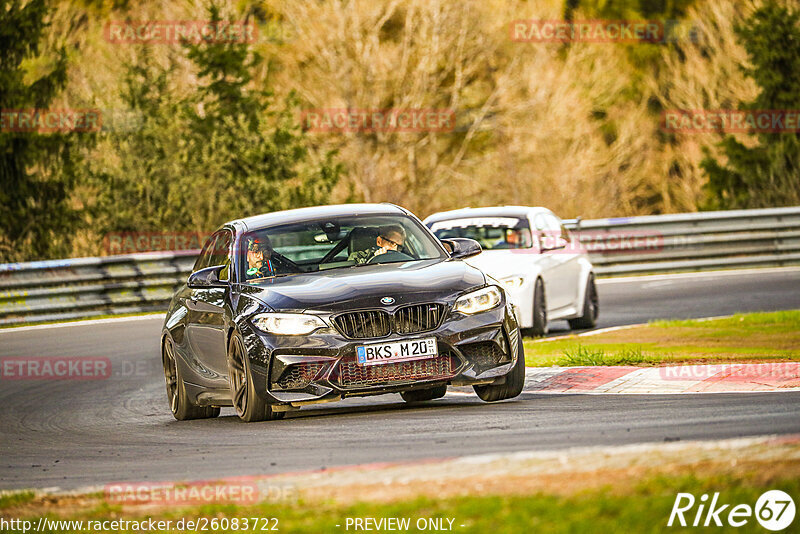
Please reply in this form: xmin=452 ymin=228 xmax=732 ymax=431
xmin=188 ymin=265 xmax=227 ymax=288
xmin=539 ymin=234 xmax=568 ymax=253
xmin=440 ymin=238 xmax=482 ymax=259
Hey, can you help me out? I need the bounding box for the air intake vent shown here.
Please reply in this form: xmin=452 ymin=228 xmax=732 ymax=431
xmin=459 ymin=341 xmax=510 ymax=374
xmin=333 ymin=353 xmax=458 ymax=388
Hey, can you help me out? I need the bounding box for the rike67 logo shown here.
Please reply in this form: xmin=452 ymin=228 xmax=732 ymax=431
xmin=668 ymin=490 xmax=796 ymax=530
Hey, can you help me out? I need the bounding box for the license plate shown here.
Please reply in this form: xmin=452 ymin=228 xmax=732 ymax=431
xmin=356 ymin=337 xmax=438 ymax=366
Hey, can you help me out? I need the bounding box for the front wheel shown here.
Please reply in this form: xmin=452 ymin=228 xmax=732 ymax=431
xmin=227 ymin=332 xmax=285 ymax=423
xmin=162 ymin=336 xmax=219 ymax=421
xmin=568 ymin=274 xmax=599 ymax=330
xmin=473 ymin=334 xmax=526 ymax=402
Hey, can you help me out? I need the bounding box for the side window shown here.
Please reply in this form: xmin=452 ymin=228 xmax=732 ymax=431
xmin=193 ymin=233 xmax=219 ymax=272
xmin=210 ymin=231 xmax=233 ymax=281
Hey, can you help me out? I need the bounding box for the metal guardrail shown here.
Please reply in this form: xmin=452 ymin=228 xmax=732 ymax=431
xmin=563 ymin=205 xmax=800 ymax=276
xmin=1 ymin=206 xmax=798 ymax=325
xmin=0 ymin=252 xmax=197 ymax=326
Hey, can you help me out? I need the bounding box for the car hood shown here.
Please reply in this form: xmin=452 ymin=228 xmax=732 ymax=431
xmin=464 ymin=250 xmax=541 ymax=279
xmin=237 ymin=258 xmax=486 ymax=312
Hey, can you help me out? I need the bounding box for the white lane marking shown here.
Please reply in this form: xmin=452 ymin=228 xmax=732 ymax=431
xmin=640 ymin=280 xmax=674 ymax=289
xmin=528 ymin=387 xmax=800 ymax=395
xmin=532 ymin=322 xmax=648 ymax=342
xmin=597 ymin=266 xmax=800 ymax=285
xmin=532 ymin=313 xmax=741 ymax=343
xmin=0 ymin=313 xmax=166 ymax=334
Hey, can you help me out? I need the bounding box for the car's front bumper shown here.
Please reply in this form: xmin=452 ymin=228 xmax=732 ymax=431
xmin=238 ymin=301 xmax=521 ymax=408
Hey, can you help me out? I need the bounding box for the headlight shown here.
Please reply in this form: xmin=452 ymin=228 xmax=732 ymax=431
xmin=500 ymin=276 xmax=525 ymax=290
xmin=252 ymin=313 xmax=328 ymax=335
xmin=453 ymin=286 xmax=502 ymax=315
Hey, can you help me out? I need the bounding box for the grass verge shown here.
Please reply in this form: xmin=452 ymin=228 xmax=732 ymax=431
xmin=523 ymin=310 xmax=800 ymax=367
xmin=1 ymin=462 xmax=797 ymax=533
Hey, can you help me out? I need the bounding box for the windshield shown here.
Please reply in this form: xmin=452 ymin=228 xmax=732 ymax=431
xmin=240 ymin=214 xmax=446 ymax=282
xmin=429 ymin=217 xmax=532 ymax=250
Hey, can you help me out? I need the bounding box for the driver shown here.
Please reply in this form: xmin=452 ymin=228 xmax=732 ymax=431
xmin=245 ymin=236 xmax=278 ymax=279
xmin=373 ymin=225 xmax=406 ymax=257
xmin=494 ymin=228 xmax=523 ymax=249
xmin=366 ymin=225 xmax=412 ymax=264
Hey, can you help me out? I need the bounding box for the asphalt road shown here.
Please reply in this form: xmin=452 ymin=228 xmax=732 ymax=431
xmin=1 ymin=267 xmax=799 ymax=491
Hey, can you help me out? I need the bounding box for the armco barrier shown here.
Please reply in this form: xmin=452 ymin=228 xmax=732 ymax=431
xmin=0 ymin=252 xmax=198 ymax=326
xmin=1 ymin=206 xmax=799 ymax=325
xmin=564 ymin=205 xmax=800 ymax=275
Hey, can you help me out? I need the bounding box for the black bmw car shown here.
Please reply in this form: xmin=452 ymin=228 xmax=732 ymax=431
xmin=161 ymin=203 xmax=525 ymax=422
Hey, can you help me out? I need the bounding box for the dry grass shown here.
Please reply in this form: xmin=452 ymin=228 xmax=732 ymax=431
xmin=39 ymin=0 xmax=758 ymax=256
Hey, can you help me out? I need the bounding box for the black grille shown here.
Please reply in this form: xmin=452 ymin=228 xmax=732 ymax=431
xmin=333 ymin=311 xmax=391 ymax=339
xmin=334 ymin=304 xmax=446 ymax=339
xmin=333 ymin=353 xmax=458 ymax=388
xmin=394 ymin=303 xmax=445 ymax=334
xmin=459 ymin=341 xmax=510 ymax=374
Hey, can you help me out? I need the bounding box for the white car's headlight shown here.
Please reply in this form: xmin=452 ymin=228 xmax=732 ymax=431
xmin=252 ymin=313 xmax=328 ymax=335
xmin=500 ymin=276 xmax=525 ymax=290
xmin=453 ymin=286 xmax=502 ymax=315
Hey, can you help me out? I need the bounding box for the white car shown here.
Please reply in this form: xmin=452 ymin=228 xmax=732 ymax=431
xmin=424 ymin=206 xmax=598 ymax=335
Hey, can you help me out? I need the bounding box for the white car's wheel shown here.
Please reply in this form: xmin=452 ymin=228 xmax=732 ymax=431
xmin=529 ymin=278 xmax=548 ymax=337
xmin=568 ymin=274 xmax=599 ymax=330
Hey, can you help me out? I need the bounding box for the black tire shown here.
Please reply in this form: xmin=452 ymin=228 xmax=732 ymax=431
xmin=473 ymin=334 xmax=526 ymax=402
xmin=568 ymin=274 xmax=599 ymax=330
xmin=162 ymin=336 xmax=220 ymax=420
xmin=529 ymin=278 xmax=548 ymax=337
xmin=401 ymin=384 xmax=447 ymax=403
xmin=227 ymin=332 xmax=284 ymax=423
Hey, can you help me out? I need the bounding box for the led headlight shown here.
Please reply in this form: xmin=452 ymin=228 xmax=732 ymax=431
xmin=252 ymin=313 xmax=328 ymax=335
xmin=500 ymin=276 xmax=525 ymax=290
xmin=453 ymin=286 xmax=502 ymax=315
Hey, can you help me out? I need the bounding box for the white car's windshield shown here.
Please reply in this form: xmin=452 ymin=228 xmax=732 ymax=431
xmin=430 ymin=217 xmax=533 ymax=250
